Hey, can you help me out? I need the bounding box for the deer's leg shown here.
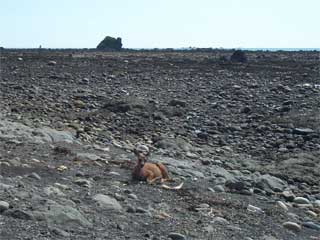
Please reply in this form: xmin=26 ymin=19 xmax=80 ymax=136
xmin=145 ymin=171 xmax=162 ymax=184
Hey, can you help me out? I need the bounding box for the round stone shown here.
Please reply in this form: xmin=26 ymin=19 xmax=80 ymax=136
xmin=168 ymin=232 xmax=186 ymax=240
xmin=282 ymin=222 xmax=301 ymax=232
xmin=293 ymin=197 xmax=310 ymax=205
xmin=213 ymin=185 xmax=225 ymax=192
xmin=0 ymin=201 xmax=10 ymax=212
xmin=276 ymin=201 xmax=288 ymax=211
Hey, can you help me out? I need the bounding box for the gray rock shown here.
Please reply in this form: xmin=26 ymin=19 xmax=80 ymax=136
xmin=276 ymin=201 xmax=288 ymax=211
xmin=135 ymin=207 xmax=150 ymax=215
xmin=29 ymin=172 xmax=41 ymax=180
xmin=314 ymin=200 xmax=320 ymax=208
xmin=302 ymin=222 xmax=320 ymax=231
xmin=4 ymin=209 xmax=34 ymax=220
xmin=306 ymin=210 xmax=317 ymax=217
xmin=0 ymin=183 xmax=13 ymax=190
xmin=293 ymin=197 xmax=310 ymax=205
xmin=75 ymin=153 xmax=100 ymax=161
xmin=126 ymin=205 xmax=136 ymax=213
xmin=43 ymin=186 xmax=66 ymax=196
xmin=213 ymin=185 xmax=225 ymax=192
xmin=212 ymin=177 xmax=227 ymax=185
xmin=255 ymin=174 xmax=287 ymax=192
xmin=114 ymin=193 xmax=125 ymax=201
xmin=168 ymin=99 xmax=187 ymax=107
xmin=262 ymin=236 xmax=279 ymax=240
xmin=247 ymin=204 xmax=264 ymax=213
xmin=292 ymin=128 xmax=314 ymax=135
xmin=281 ymin=190 xmax=295 ymax=201
xmin=33 ymin=203 xmax=91 ymax=227
xmin=49 ymin=227 xmax=70 ymax=237
xmin=282 ymin=222 xmax=301 ymax=232
xmin=74 ymin=178 xmax=92 ymax=188
xmin=0 ymin=201 xmax=10 ymax=212
xmin=48 ymin=61 xmax=57 ymax=66
xmin=93 ymin=194 xmax=122 ymax=211
xmin=211 ymin=216 xmax=229 ymax=224
xmin=0 ymin=120 xmax=75 ymax=144
xmin=168 ymin=232 xmax=186 ymax=240
xmin=128 ymin=193 xmax=138 ymax=200
xmin=226 ymin=179 xmax=247 ymax=191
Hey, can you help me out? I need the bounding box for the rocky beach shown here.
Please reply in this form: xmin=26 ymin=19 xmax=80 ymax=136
xmin=0 ymin=49 xmax=319 ymax=239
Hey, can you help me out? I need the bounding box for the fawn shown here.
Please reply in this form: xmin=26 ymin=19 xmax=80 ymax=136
xmin=132 ymin=145 xmax=169 ymax=183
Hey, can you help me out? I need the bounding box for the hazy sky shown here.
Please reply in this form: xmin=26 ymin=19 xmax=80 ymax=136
xmin=1 ymin=0 xmax=319 ymax=48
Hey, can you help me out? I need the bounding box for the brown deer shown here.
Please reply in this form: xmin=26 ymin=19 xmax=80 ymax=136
xmin=131 ymin=145 xmax=183 ymax=189
xmin=132 ymin=145 xmax=169 ymax=183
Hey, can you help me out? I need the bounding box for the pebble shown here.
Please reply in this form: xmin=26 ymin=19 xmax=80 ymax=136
xmin=281 ymin=190 xmax=295 ymax=202
xmin=282 ymin=222 xmax=301 ymax=232
xmin=135 ymin=207 xmax=150 ymax=215
xmin=48 ymin=60 xmax=57 ymax=66
xmin=168 ymin=232 xmax=186 ymax=240
xmin=314 ymin=200 xmax=320 ymax=208
xmin=211 ymin=216 xmax=229 ymax=224
xmin=247 ymin=204 xmax=264 ymax=213
xmin=261 ymin=236 xmax=279 ymax=240
xmin=29 ymin=172 xmax=41 ymax=180
xmin=124 ymin=189 xmax=132 ymax=194
xmin=293 ymin=197 xmax=310 ymax=205
xmin=276 ymin=201 xmax=288 ymax=211
xmin=126 ymin=205 xmax=136 ymax=213
xmin=93 ymin=194 xmax=122 ymax=211
xmin=306 ymin=210 xmax=317 ymax=217
xmin=114 ymin=193 xmax=125 ymax=201
xmin=74 ymin=178 xmax=91 ymax=188
xmin=3 ymin=209 xmax=34 ymax=220
xmin=128 ymin=193 xmax=138 ymax=200
xmin=0 ymin=201 xmax=10 ymax=212
xmin=213 ymin=185 xmax=225 ymax=192
xmin=302 ymin=221 xmax=320 ymax=231
xmin=49 ymin=227 xmax=70 ymax=237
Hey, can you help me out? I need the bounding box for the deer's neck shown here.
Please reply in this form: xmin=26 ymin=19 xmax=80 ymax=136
xmin=132 ymin=162 xmax=145 ymax=180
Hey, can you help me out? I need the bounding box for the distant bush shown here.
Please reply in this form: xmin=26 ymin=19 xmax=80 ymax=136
xmin=97 ymin=36 xmax=122 ymax=51
xmin=219 ymin=55 xmax=229 ymax=62
xmin=230 ymin=50 xmax=247 ymax=63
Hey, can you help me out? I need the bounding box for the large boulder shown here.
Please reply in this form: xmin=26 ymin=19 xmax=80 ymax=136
xmin=97 ymin=36 xmax=122 ymax=51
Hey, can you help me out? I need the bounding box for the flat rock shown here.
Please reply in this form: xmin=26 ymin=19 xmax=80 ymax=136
xmin=213 ymin=185 xmax=225 ymax=192
xmin=0 ymin=120 xmax=75 ymax=144
xmin=0 ymin=183 xmax=13 ymax=190
xmin=282 ymin=222 xmax=301 ymax=232
xmin=43 ymin=186 xmax=66 ymax=196
xmin=255 ymin=174 xmax=287 ymax=192
xmin=168 ymin=232 xmax=186 ymax=240
xmin=33 ymin=202 xmax=91 ymax=227
xmin=302 ymin=222 xmax=320 ymax=231
xmin=293 ymin=197 xmax=310 ymax=205
xmin=276 ymin=201 xmax=288 ymax=211
xmin=75 ymin=152 xmax=100 ymax=161
xmin=93 ymin=194 xmax=122 ymax=211
xmin=292 ymin=128 xmax=314 ymax=135
xmin=0 ymin=201 xmax=10 ymax=212
xmin=74 ymin=178 xmax=92 ymax=188
xmin=4 ymin=209 xmax=34 ymax=220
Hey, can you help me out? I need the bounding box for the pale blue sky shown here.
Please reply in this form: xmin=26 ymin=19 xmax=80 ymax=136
xmin=0 ymin=0 xmax=319 ymax=48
